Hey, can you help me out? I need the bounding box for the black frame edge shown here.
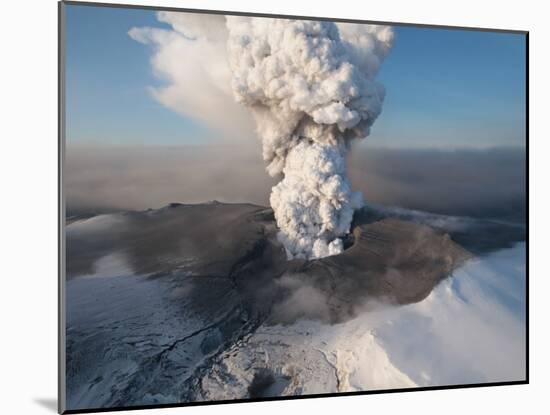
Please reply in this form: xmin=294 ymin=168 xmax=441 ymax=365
xmin=61 ymin=0 xmax=528 ymax=34
xmin=525 ymin=31 xmax=530 ymax=385
xmin=62 ymin=381 xmax=528 ymax=414
xmin=58 ymin=1 xmax=67 ymax=414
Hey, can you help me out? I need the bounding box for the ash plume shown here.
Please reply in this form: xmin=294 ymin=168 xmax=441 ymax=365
xmin=130 ymin=14 xmax=394 ymax=259
xmin=226 ymin=18 xmax=394 ymax=259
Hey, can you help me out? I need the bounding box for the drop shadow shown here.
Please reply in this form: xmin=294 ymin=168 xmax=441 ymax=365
xmin=34 ymin=398 xmax=57 ymax=413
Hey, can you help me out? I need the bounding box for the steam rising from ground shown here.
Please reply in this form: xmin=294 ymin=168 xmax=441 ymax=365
xmin=131 ymin=14 xmax=394 ymax=259
xmin=226 ymin=18 xmax=393 ymax=258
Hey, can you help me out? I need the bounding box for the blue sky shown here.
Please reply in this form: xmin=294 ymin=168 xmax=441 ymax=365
xmin=65 ymin=4 xmax=526 ymax=149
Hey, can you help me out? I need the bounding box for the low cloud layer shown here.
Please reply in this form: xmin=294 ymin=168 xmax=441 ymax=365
xmin=66 ymin=144 xmax=525 ymax=223
xmin=349 ymin=146 xmax=526 ymax=221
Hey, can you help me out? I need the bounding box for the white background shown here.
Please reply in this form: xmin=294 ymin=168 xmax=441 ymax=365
xmin=0 ymin=0 xmax=546 ymax=413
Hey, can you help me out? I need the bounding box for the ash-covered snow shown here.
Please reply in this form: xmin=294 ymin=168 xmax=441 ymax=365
xmin=198 ymin=243 xmax=525 ymax=400
xmin=64 ymin=203 xmax=525 ymax=410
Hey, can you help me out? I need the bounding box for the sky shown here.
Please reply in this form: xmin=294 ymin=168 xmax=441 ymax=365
xmin=65 ymin=4 xmax=527 ymax=149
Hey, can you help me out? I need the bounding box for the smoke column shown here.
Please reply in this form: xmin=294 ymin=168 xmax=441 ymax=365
xmin=226 ymin=18 xmax=394 ymax=259
xmin=130 ymin=14 xmax=393 ymax=259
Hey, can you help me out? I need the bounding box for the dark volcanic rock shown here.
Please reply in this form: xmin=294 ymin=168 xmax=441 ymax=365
xmin=279 ymin=219 xmax=471 ymax=323
xmin=67 ymin=202 xmax=274 ymax=279
xmin=67 ymin=201 xmax=524 ymax=324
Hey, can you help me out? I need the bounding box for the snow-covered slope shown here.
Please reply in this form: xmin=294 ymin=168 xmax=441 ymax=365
xmin=198 ymin=243 xmax=526 ymax=399
xmin=63 ymin=203 xmax=526 ymax=410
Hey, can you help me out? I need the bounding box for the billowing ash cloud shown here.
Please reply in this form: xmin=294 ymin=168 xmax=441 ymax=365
xmin=128 ymin=12 xmax=255 ymax=138
xmin=130 ymin=13 xmax=394 ymax=259
xmin=225 ymin=18 xmax=394 ymax=259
